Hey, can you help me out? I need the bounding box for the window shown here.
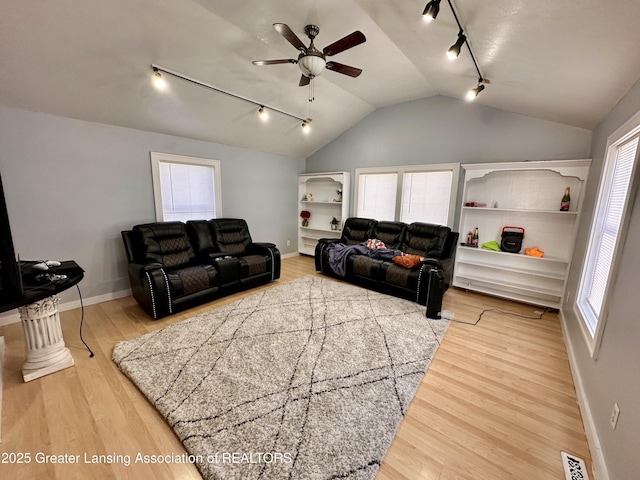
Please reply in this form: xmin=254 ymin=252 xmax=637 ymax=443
xmin=576 ymin=120 xmax=639 ymax=355
xmin=356 ymin=173 xmax=398 ymax=221
xmin=150 ymin=152 xmax=222 ymax=222
xmin=355 ymin=164 xmax=459 ymax=227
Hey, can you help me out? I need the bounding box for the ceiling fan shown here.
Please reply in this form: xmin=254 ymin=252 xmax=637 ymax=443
xmin=253 ymin=23 xmax=366 ymax=86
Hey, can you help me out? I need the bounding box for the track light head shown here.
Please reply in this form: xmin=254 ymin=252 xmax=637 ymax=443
xmin=422 ymin=0 xmax=441 ymax=22
xmin=466 ymin=83 xmax=485 ymax=101
xmin=258 ymin=106 xmax=269 ymax=121
xmin=152 ymin=69 xmax=167 ymax=90
xmin=447 ymin=33 xmax=466 ymax=60
xmin=302 ymin=119 xmax=312 ymax=134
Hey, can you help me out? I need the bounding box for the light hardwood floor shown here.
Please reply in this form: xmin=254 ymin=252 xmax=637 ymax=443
xmin=0 ymin=255 xmax=591 ymax=479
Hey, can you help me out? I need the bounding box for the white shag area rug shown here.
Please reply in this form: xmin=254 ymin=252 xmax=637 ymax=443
xmin=113 ymin=276 xmax=448 ymax=480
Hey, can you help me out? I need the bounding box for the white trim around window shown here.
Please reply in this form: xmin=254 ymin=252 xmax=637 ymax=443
xmin=354 ymin=163 xmax=460 ymax=228
xmin=575 ymin=111 xmax=640 ymax=358
xmin=150 ymin=152 xmax=223 ymax=222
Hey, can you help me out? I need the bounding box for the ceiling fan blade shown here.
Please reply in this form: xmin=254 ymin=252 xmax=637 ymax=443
xmin=323 ymin=31 xmax=366 ymax=56
xmin=299 ymin=75 xmax=311 ymax=87
xmin=326 ymin=61 xmax=362 ymax=78
xmin=273 ymin=23 xmax=307 ymax=52
xmin=252 ymin=59 xmax=296 ymax=66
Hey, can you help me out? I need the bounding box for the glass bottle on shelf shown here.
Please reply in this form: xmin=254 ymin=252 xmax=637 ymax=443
xmin=472 ymin=227 xmax=479 ymax=247
xmin=560 ymin=187 xmax=571 ymax=211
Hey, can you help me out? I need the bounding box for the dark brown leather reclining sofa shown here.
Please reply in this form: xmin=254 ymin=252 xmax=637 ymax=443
xmin=314 ymin=217 xmax=458 ymax=305
xmin=121 ymin=218 xmax=280 ymax=319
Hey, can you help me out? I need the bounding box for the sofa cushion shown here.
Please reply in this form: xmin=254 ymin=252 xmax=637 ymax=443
xmin=134 ymin=222 xmax=195 ymax=268
xmin=402 ymin=223 xmax=452 ymax=258
xmin=210 ymin=218 xmax=252 ymax=256
xmin=239 ymin=255 xmax=268 ymax=277
xmin=166 ymin=264 xmax=218 ymax=297
xmin=341 ymin=218 xmax=376 ymax=245
xmin=372 ymin=221 xmax=407 ymax=250
xmin=384 ymin=263 xmax=413 ymax=287
xmin=187 ymin=220 xmax=216 ymax=253
xmin=351 ymin=256 xmax=382 ymax=278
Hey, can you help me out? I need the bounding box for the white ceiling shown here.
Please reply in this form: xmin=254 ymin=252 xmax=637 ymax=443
xmin=2 ymin=0 xmax=640 ymax=159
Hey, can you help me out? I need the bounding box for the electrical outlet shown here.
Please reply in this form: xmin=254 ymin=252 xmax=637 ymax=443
xmin=610 ymin=403 xmax=620 ymax=429
xmin=286 ymin=239 xmax=291 ymax=247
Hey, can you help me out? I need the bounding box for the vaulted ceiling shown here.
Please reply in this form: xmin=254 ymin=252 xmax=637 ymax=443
xmin=2 ymin=1 xmax=640 ymax=159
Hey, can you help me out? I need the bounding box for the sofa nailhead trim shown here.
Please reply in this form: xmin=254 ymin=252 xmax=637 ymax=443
xmin=416 ymin=264 xmax=428 ymax=304
xmin=160 ymin=269 xmax=173 ymax=314
xmin=145 ymin=271 xmax=157 ymax=319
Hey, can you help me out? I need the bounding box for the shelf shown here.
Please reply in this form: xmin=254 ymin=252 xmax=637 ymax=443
xmin=300 ymin=200 xmax=343 ymax=205
xmin=452 ymin=279 xmax=561 ymax=309
xmin=462 ymin=206 xmax=579 ymax=215
xmin=457 ymin=245 xmax=568 ymax=264
xmin=300 ymin=227 xmax=341 ymax=236
xmin=456 ymin=258 xmax=566 ymax=280
xmin=460 ymin=275 xmax=562 ymax=298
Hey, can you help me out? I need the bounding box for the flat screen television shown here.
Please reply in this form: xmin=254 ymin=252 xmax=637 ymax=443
xmin=0 ymin=172 xmax=23 ymax=306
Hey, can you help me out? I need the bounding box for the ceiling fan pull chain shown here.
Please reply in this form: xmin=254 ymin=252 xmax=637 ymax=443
xmin=308 ymin=78 xmax=315 ymax=103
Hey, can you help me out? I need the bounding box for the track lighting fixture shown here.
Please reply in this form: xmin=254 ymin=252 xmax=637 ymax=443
xmin=447 ymin=32 xmax=466 ymax=60
xmin=420 ymin=1 xmax=489 ymax=101
xmin=466 ymin=82 xmax=485 ymax=101
xmin=150 ymin=64 xmax=310 ymax=132
xmin=152 ymin=69 xmax=167 ymax=90
xmin=422 ymin=0 xmax=441 ymax=22
xmin=302 ymin=119 xmax=312 ymax=134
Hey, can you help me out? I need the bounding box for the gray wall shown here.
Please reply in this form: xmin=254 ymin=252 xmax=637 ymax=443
xmin=307 ymin=95 xmax=593 ymax=224
xmin=563 ymin=79 xmax=640 ymax=480
xmin=0 ymin=106 xmax=303 ymax=305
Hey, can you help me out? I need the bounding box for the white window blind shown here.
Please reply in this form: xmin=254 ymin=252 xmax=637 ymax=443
xmin=151 ymin=153 xmax=222 ymax=222
xmin=355 ymin=164 xmax=459 ymax=227
xmin=578 ymin=133 xmax=639 ymax=336
xmin=356 ymin=173 xmax=397 ymax=221
xmin=401 ymin=171 xmax=453 ymax=225
xmin=159 ymin=163 xmax=216 ymax=221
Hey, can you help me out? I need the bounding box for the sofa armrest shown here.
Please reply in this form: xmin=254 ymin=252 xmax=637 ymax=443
xmin=128 ymin=262 xmax=163 ymax=277
xmin=126 ymin=262 xmax=171 ymax=319
xmin=317 ymin=237 xmax=341 ymax=245
xmin=247 ymin=242 xmax=281 ymax=280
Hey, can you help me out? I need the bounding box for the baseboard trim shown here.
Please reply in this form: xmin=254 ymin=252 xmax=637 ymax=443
xmin=560 ymin=309 xmax=609 ymax=480
xmin=0 ymin=289 xmax=132 ymax=327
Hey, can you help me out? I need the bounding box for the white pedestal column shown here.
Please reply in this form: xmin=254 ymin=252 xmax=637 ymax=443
xmin=18 ymin=295 xmax=74 ymax=382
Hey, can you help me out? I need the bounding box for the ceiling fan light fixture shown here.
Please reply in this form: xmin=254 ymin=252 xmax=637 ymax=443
xmin=422 ymin=0 xmax=441 ymax=22
xmin=298 ymin=54 xmax=326 ymax=78
xmin=258 ymin=106 xmax=269 ymax=121
xmin=466 ymin=83 xmax=485 ymax=101
xmin=152 ymin=70 xmax=167 ymax=90
xmin=447 ymin=33 xmax=466 ymax=60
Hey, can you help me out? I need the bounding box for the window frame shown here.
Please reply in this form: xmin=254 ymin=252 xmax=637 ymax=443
xmin=354 ymin=163 xmax=460 ymax=227
xmin=150 ymin=152 xmax=222 ymax=222
xmin=575 ymin=112 xmax=640 ymax=358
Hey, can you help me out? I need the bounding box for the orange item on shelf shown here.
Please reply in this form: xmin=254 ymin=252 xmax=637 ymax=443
xmin=525 ymin=247 xmax=544 ymax=258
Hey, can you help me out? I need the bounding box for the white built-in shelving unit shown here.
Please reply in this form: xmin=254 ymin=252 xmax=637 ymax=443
xmin=453 ymin=160 xmax=591 ymax=308
xmin=298 ymin=172 xmax=350 ymax=256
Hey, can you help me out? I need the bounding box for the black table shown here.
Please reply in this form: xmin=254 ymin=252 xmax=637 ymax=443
xmin=1 ymin=260 xmax=84 ymax=382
